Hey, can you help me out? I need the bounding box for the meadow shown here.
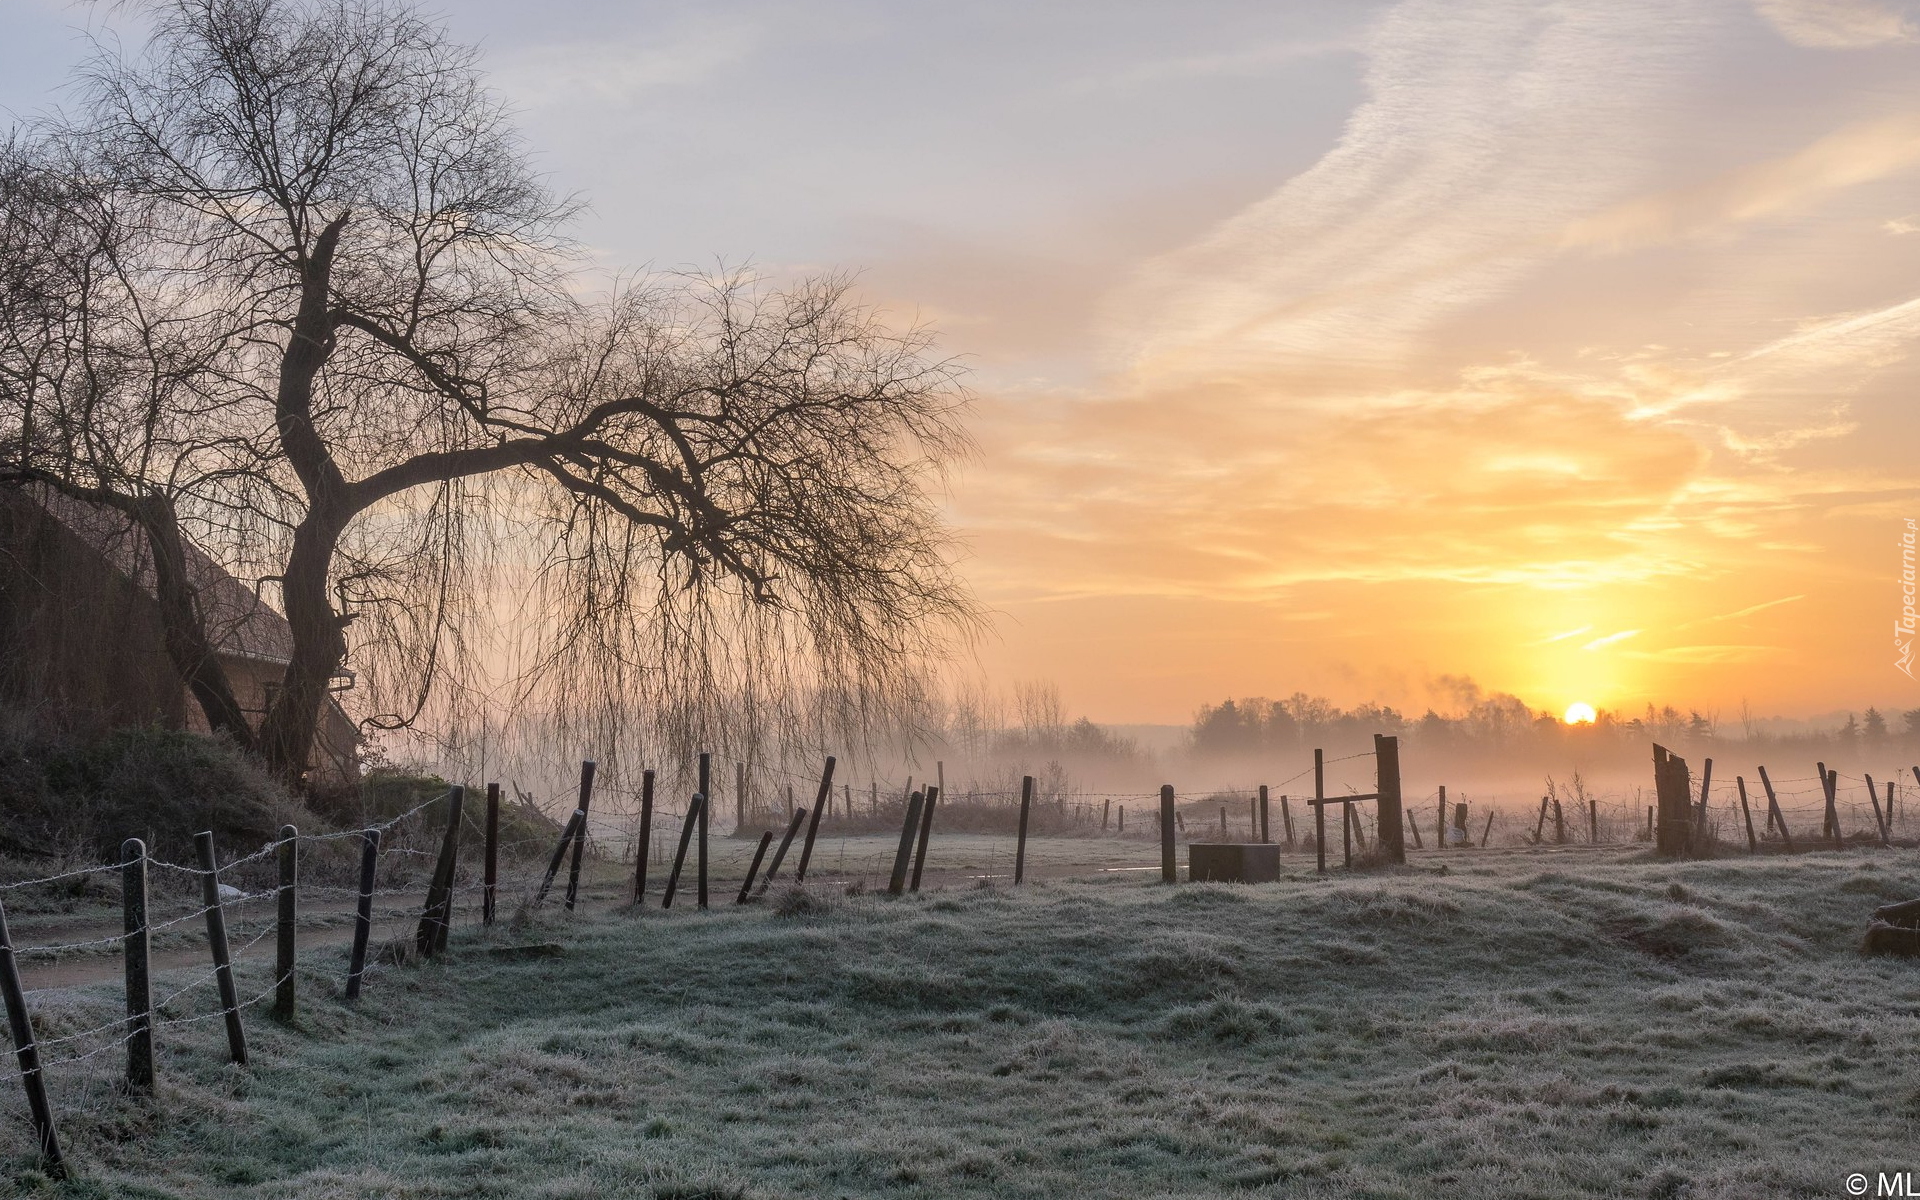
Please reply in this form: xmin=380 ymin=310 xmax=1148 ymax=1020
xmin=3 ymin=838 xmax=1918 ymax=1199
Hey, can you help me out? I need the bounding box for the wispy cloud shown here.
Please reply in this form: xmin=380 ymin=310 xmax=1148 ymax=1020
xmin=1109 ymin=0 xmax=1721 ymax=380
xmin=1062 ymin=40 xmax=1356 ymax=95
xmin=1751 ymin=0 xmax=1918 ymax=48
xmin=1534 ymin=625 xmax=1595 ymax=645
xmin=1582 ymin=629 xmax=1642 ymax=650
xmin=1678 ymin=595 xmax=1806 ymax=629
xmin=493 ymin=18 xmax=761 ymax=108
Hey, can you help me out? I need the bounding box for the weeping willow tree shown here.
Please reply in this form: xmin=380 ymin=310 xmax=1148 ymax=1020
xmin=1 ymin=0 xmax=975 ymax=789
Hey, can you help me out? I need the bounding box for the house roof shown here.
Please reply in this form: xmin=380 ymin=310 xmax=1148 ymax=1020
xmin=7 ymin=483 xmax=297 ymax=665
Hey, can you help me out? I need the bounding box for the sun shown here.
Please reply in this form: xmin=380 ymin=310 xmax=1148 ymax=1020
xmin=1563 ymin=702 xmax=1597 ymax=725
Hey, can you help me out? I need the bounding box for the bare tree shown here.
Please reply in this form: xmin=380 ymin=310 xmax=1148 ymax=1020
xmin=6 ymin=0 xmax=974 ymax=787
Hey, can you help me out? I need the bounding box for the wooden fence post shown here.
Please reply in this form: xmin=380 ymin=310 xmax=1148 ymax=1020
xmin=1102 ymin=799 xmax=1111 ymax=832
xmin=1437 ymin=786 xmax=1446 ymax=851
xmin=1479 ymin=809 xmax=1495 ymax=847
xmin=122 ymin=838 xmax=153 ymax=1095
xmin=1015 ymin=775 xmax=1034 ymax=884
xmin=482 ymin=783 xmax=500 ymax=926
xmin=909 ymin=786 xmax=939 ymax=892
xmin=1118 ymin=805 xmax=1125 ymax=834
xmin=1533 ymin=796 xmax=1550 ymax=844
xmin=796 ymin=756 xmax=837 ymax=883
xmin=697 ymin=755 xmax=710 ymax=909
xmin=634 ymin=769 xmax=655 ymax=903
xmin=1342 ymin=801 xmax=1356 ymax=865
xmin=661 ymin=795 xmax=702 ymax=909
xmin=1736 ymin=777 xmax=1758 ymax=852
xmin=345 ymin=828 xmax=380 ymax=1000
xmin=565 ymin=763 xmax=597 ymax=911
xmin=1651 ymin=745 xmax=1692 ymax=857
xmin=1551 ymin=792 xmax=1566 ymax=846
xmin=697 ymin=789 xmax=709 ymax=910
xmin=1406 ymin=809 xmax=1423 ymax=850
xmin=888 ymin=793 xmax=924 ymax=895
xmin=418 ymin=786 xmax=464 ymax=954
xmin=1866 ymin=774 xmax=1891 ymax=846
xmin=1258 ymin=785 xmax=1270 ymax=844
xmin=193 ymin=831 xmax=247 ymax=1065
xmin=1314 ymin=750 xmax=1328 ymax=874
xmin=1691 ymin=758 xmax=1713 ymax=853
xmin=1757 ymin=766 xmax=1793 ymax=851
xmin=759 ymin=806 xmax=808 ymax=896
xmin=736 ymin=832 xmax=773 ymax=903
xmin=1280 ymin=795 xmax=1294 ymax=848
xmin=1374 ymin=734 xmax=1405 ymax=864
xmin=1160 ymin=785 xmax=1176 ymax=883
xmin=1823 ymin=767 xmax=1841 ymax=848
xmin=536 ymin=810 xmax=584 ymax=903
xmin=0 ymin=896 xmax=64 ymax=1179
xmin=275 ymin=825 xmax=297 ymax=1021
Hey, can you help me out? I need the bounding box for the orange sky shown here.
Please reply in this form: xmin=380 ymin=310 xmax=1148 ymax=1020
xmin=12 ymin=0 xmax=1920 ymax=726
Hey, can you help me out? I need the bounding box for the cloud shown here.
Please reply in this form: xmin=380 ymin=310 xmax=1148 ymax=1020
xmin=1534 ymin=626 xmax=1595 ymax=645
xmin=1107 ymin=0 xmax=1722 ymax=381
xmin=1582 ymin=630 xmax=1642 ymax=650
xmin=1062 ymin=40 xmax=1357 ymax=94
xmin=1625 ymin=644 xmax=1777 ymax=663
xmin=1679 ymin=595 xmax=1806 ymax=628
xmin=1559 ymin=114 xmax=1920 ymax=253
xmin=493 ymin=19 xmax=761 ymax=108
xmin=1751 ymin=0 xmax=1919 ymax=47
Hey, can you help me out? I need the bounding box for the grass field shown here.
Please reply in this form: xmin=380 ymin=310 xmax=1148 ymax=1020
xmin=4 ymin=839 xmax=1919 ymax=1198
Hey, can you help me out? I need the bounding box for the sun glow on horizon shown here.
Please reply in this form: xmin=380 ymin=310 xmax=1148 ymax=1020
xmin=1563 ymin=701 xmax=1598 ymax=725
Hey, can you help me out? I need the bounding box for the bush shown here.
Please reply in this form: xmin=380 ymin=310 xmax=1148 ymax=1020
xmin=0 ymin=713 xmax=316 ymax=865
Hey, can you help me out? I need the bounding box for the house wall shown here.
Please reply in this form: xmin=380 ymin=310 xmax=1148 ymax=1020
xmin=0 ymin=489 xmax=186 ymax=732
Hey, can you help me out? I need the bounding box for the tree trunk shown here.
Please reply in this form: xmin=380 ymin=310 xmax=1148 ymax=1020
xmin=257 ymin=509 xmax=349 ymax=787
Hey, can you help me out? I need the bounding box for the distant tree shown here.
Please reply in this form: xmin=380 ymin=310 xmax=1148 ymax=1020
xmin=5 ymin=0 xmax=975 ymax=785
xmin=1864 ymin=707 xmax=1888 ymax=743
xmin=1839 ymin=713 xmax=1860 ymax=748
xmin=1905 ymin=708 xmax=1920 ymax=739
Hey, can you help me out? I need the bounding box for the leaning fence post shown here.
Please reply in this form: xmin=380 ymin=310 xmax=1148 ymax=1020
xmin=275 ymin=825 xmax=297 ymax=1021
xmin=417 ymin=786 xmax=464 ymax=955
xmin=888 ymin=793 xmax=923 ymax=895
xmin=662 ymin=794 xmax=703 ymax=910
xmin=566 ymin=762 xmax=597 ymax=912
xmin=346 ymin=828 xmax=380 ymax=1001
xmin=1736 ymin=777 xmax=1758 ymax=852
xmin=123 ymin=838 xmax=153 ymax=1095
xmin=536 ymin=810 xmax=584 ymax=903
xmin=1758 ymin=766 xmax=1793 ymax=851
xmin=1866 ymin=774 xmax=1891 ymax=846
xmin=634 ymin=769 xmax=656 ymax=903
xmin=736 ymin=832 xmax=773 ymax=904
xmin=1280 ymin=794 xmax=1295 ymax=848
xmin=1015 ymin=775 xmax=1034 ymax=884
xmin=193 ymin=831 xmax=247 ymax=1065
xmin=482 ymin=783 xmax=500 ymax=926
xmin=0 ymin=896 xmax=64 ymax=1179
xmin=796 ymin=756 xmax=837 ymax=883
xmin=1480 ymin=809 xmax=1495 ymax=847
xmin=909 ymin=786 xmax=939 ymax=892
xmin=760 ymin=806 xmax=808 ymax=895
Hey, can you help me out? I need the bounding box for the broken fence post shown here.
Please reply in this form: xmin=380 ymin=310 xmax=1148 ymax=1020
xmin=1736 ymin=777 xmax=1758 ymax=853
xmin=536 ymin=810 xmax=584 ymax=903
xmin=417 ymin=786 xmax=464 ymax=955
xmin=1758 ymin=766 xmax=1793 ymax=852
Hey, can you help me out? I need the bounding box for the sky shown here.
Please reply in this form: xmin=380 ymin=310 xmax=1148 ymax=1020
xmin=7 ymin=0 xmax=1920 ymax=726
